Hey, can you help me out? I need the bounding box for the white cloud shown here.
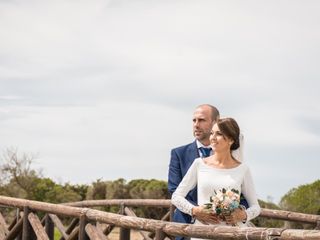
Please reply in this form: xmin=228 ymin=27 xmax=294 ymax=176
xmin=0 ymin=102 xmax=191 ymax=183
xmin=1 ymin=0 xmax=320 ymax=203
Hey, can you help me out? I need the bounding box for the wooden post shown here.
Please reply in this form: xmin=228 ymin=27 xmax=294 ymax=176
xmin=67 ymin=226 xmax=79 ymax=240
xmin=85 ymin=223 xmax=107 ymax=240
xmin=45 ymin=214 xmax=54 ymax=240
xmin=22 ymin=207 xmax=36 ymax=240
xmin=8 ymin=214 xmax=17 ymax=231
xmin=148 ymin=207 xmax=171 ymax=240
xmin=66 ymin=218 xmax=80 ymax=234
xmin=124 ymin=207 xmax=152 ymax=240
xmin=49 ymin=214 xmax=68 ymax=239
xmin=169 ymin=204 xmax=175 ymax=222
xmin=119 ymin=204 xmax=130 ymax=240
xmin=16 ymin=208 xmax=22 ymax=240
xmin=3 ymin=217 xmax=23 ymax=240
xmin=0 ymin=212 xmax=9 ymax=239
xmin=100 ymin=222 xmax=115 ymax=236
xmin=315 ymin=220 xmax=320 ymax=230
xmin=60 ymin=217 xmax=79 ymax=240
xmin=78 ymin=214 xmax=89 ymax=240
xmin=155 ymin=228 xmax=166 ymax=240
xmin=28 ymin=213 xmax=49 ymax=240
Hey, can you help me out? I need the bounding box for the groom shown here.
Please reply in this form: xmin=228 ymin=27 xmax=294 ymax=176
xmin=168 ymin=104 xmax=247 ymax=240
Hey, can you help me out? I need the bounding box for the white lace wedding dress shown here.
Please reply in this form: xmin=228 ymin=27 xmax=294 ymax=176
xmin=171 ymin=158 xmax=261 ymax=238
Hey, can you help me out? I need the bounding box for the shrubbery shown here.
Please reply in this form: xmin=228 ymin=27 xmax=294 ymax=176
xmin=1 ymin=148 xmax=319 ymax=228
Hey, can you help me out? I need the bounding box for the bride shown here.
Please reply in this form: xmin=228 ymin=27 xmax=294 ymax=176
xmin=171 ymin=117 xmax=261 ymax=230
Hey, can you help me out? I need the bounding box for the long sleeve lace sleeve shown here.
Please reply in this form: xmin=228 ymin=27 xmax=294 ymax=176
xmin=171 ymin=159 xmax=199 ymax=216
xmin=241 ymin=166 xmax=261 ymax=222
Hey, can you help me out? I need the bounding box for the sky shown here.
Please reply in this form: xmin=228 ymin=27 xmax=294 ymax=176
xmin=1 ymin=0 xmax=320 ymax=204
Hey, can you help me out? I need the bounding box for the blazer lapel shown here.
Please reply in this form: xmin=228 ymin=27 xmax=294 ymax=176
xmin=185 ymin=141 xmax=199 ymax=168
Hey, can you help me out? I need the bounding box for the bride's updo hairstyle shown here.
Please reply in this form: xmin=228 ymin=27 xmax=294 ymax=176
xmin=216 ymin=117 xmax=240 ymax=150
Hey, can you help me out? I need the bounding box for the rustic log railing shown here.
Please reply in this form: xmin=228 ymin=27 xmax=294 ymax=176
xmin=65 ymin=199 xmax=320 ymax=226
xmin=1 ymin=196 xmax=320 ymax=240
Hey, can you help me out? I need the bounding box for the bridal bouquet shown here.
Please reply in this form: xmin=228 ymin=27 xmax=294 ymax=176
xmin=204 ymin=188 xmax=241 ymax=218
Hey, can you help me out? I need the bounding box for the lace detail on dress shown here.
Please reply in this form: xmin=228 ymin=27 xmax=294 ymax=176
xmin=245 ymin=204 xmax=261 ymax=222
xmin=242 ymin=167 xmax=261 ymax=222
xmin=171 ymin=193 xmax=194 ymax=216
xmin=171 ymin=159 xmax=200 ymax=216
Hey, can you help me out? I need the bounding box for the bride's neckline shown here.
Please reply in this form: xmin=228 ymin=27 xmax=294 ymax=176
xmin=200 ymin=158 xmax=242 ymax=170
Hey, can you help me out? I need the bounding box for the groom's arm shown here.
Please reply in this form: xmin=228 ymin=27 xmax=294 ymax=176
xmin=168 ymin=148 xmax=182 ymax=195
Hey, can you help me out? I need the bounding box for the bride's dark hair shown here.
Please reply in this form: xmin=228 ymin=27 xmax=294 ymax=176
xmin=216 ymin=118 xmax=240 ymax=150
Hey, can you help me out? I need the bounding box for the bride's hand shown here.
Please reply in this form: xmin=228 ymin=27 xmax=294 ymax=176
xmin=192 ymin=206 xmax=220 ymax=225
xmin=224 ymin=208 xmax=247 ymax=225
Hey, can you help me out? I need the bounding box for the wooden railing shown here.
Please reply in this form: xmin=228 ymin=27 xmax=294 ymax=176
xmin=65 ymin=199 xmax=320 ymax=226
xmin=1 ymin=196 xmax=320 ymax=240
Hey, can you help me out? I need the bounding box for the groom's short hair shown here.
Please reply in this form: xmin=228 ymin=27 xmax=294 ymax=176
xmin=196 ymin=104 xmax=220 ymax=121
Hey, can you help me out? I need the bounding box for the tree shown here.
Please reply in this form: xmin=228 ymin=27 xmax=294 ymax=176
xmin=0 ymin=147 xmax=40 ymax=199
xmin=279 ymin=180 xmax=320 ymax=229
xmin=251 ymin=199 xmax=284 ymax=228
xmin=106 ymin=178 xmax=129 ymax=199
xmin=127 ymin=179 xmax=169 ymax=219
xmin=86 ymin=179 xmax=107 ymax=200
xmin=0 ymin=148 xmax=83 ymax=203
xmin=280 ymin=180 xmax=320 ymax=214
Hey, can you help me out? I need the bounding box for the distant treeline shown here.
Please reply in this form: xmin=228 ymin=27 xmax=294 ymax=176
xmin=1 ymin=148 xmax=319 ymax=229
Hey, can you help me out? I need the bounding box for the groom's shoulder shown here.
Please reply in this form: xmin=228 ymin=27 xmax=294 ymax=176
xmin=172 ymin=141 xmax=196 ymax=153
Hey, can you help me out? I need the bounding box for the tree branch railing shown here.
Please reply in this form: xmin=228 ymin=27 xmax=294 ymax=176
xmin=0 ymin=196 xmax=320 ymax=240
xmin=65 ymin=199 xmax=320 ymax=225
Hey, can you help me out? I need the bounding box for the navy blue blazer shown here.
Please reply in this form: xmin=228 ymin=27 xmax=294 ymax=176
xmin=168 ymin=141 xmax=199 ymax=229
